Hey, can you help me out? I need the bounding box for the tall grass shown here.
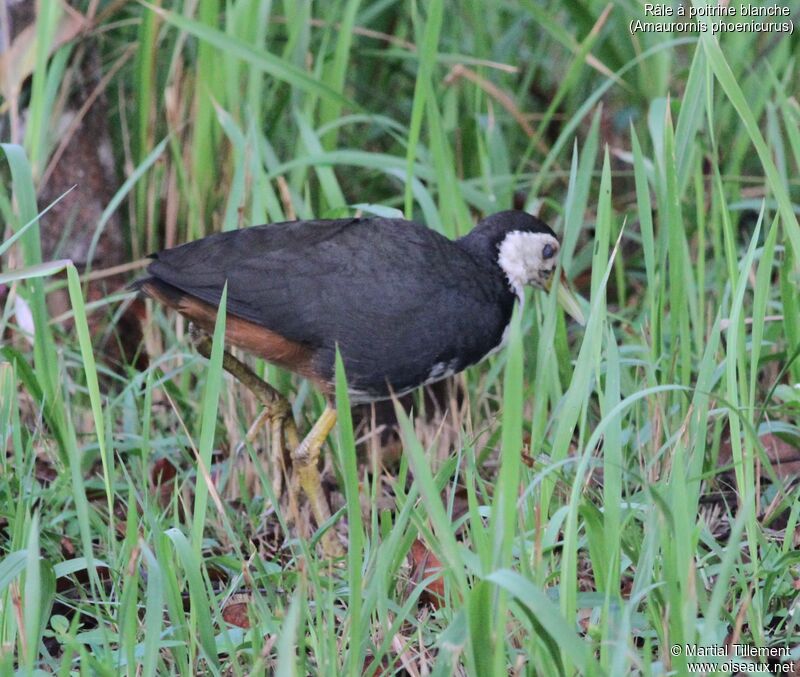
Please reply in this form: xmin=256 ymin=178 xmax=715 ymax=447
xmin=2 ymin=1 xmax=800 ymax=674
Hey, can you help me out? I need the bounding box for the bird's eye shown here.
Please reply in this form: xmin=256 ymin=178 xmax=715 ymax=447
xmin=542 ymin=243 xmax=555 ymax=260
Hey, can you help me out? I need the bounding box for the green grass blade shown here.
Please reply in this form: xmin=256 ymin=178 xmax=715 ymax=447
xmin=490 ymin=304 xmax=523 ymax=570
xmin=403 ymin=0 xmax=444 ymax=217
xmin=165 ymin=528 xmax=220 ymax=670
xmin=334 ymin=348 xmax=365 ymax=673
xmin=22 ymin=0 xmax=61 ymax=174
xmin=0 ymin=186 xmax=75 ymax=259
xmin=0 ymin=552 xmax=27 ymax=594
xmin=674 ymin=45 xmax=706 ymax=193
xmin=66 ymin=264 xmax=114 ymax=530
xmin=275 ymin=588 xmax=303 ymax=677
xmin=486 ymin=569 xmax=592 ymax=674
xmin=318 ymin=0 xmax=362 ymax=149
xmin=191 ymin=284 xmax=228 ymax=552
xmin=141 ymin=544 xmax=165 ymax=677
xmin=22 ymin=513 xmax=41 ymax=672
xmin=488 ymin=305 xmax=523 ymax=673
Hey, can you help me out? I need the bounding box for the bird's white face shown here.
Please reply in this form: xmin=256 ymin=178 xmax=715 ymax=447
xmin=497 ymin=230 xmax=560 ymax=299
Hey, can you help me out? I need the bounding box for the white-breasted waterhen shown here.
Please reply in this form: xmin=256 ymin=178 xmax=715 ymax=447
xmin=135 ymin=210 xmax=584 ymax=555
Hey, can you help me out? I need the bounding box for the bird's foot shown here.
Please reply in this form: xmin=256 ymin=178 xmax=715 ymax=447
xmin=291 ymin=406 xmax=344 ymax=558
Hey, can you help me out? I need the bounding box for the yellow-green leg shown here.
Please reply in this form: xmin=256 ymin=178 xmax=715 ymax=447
xmin=290 ymin=405 xmax=342 ymax=556
xmin=190 ymin=326 xmax=342 ymax=557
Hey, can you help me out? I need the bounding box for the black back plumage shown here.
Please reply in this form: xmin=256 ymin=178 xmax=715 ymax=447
xmin=143 ymin=211 xmax=553 ymax=399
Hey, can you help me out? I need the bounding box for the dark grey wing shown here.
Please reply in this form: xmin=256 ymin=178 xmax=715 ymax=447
xmin=146 ymin=218 xmax=362 ymax=342
xmin=147 ymin=218 xmax=458 ymax=342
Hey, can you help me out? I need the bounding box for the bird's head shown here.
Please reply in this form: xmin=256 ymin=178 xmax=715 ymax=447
xmin=465 ymin=210 xmax=585 ymax=324
xmin=497 ymin=227 xmax=561 ymax=294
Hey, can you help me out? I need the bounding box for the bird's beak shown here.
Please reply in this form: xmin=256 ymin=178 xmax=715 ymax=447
xmin=546 ymin=270 xmax=586 ymax=325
